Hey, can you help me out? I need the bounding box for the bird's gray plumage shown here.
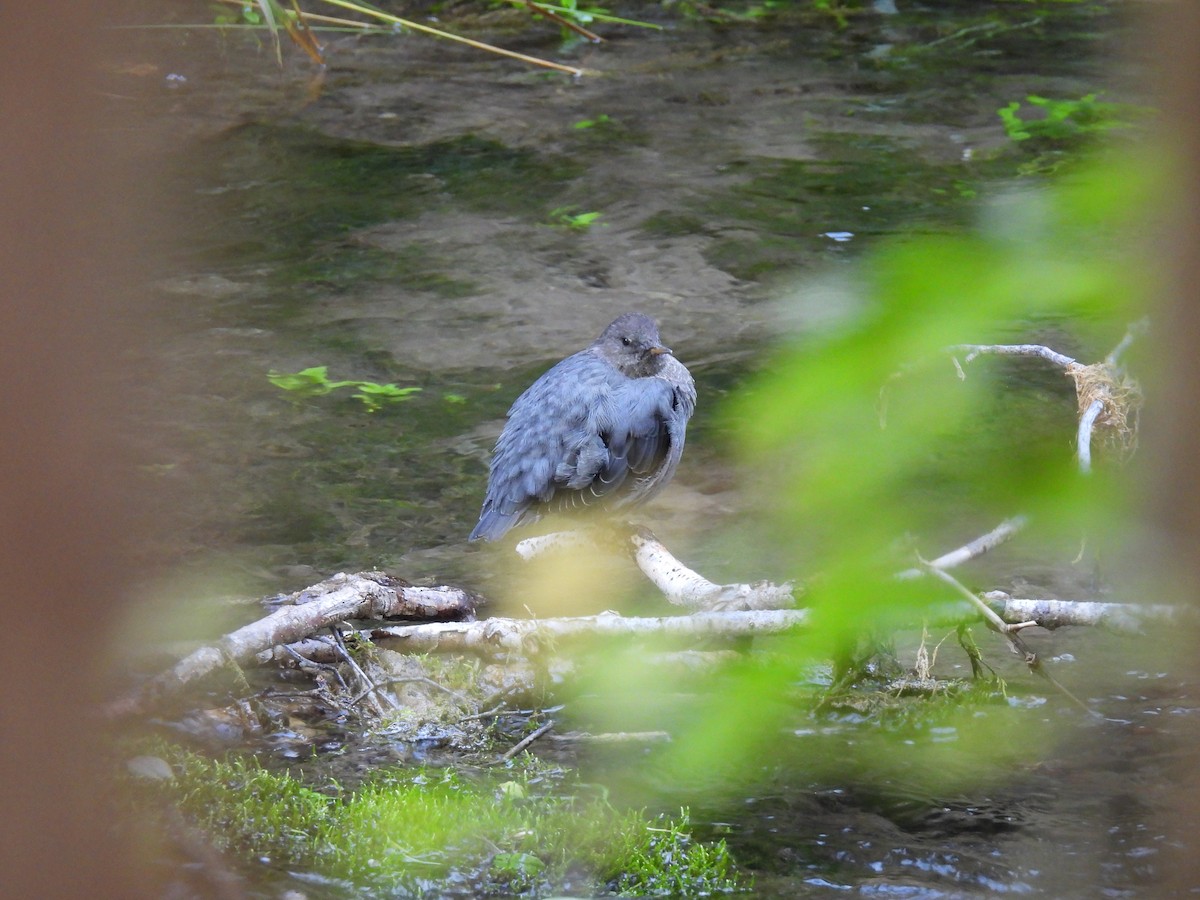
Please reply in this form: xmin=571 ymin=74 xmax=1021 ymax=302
xmin=469 ymin=313 xmax=696 ymax=542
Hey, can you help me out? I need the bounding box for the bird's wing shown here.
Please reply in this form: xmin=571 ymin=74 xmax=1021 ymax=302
xmin=611 ymin=355 xmax=697 ymax=506
xmin=559 ymin=357 xmax=697 ymax=512
xmin=470 ymin=352 xmax=617 ymax=540
xmin=470 ymin=352 xmax=697 ymax=542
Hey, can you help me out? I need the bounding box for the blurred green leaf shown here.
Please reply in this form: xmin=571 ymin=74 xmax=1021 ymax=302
xmin=643 ymin=152 xmax=1153 ymax=785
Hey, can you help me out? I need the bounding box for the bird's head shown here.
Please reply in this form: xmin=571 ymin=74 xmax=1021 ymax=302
xmin=593 ymin=313 xmax=673 ymax=378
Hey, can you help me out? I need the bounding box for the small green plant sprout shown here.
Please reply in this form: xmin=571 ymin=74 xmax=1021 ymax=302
xmin=211 ymin=3 xmax=261 ymax=26
xmin=548 ymin=206 xmax=603 ymax=230
xmin=442 ymin=393 xmax=468 ymax=405
xmin=811 ymin=0 xmax=851 ymax=27
xmin=266 ymin=365 xmax=350 ymax=398
xmin=503 ymin=0 xmax=662 ymax=36
xmin=573 ymin=114 xmax=612 ymax=130
xmin=997 ymin=93 xmax=1154 ymax=145
xmin=543 ymin=0 xmax=603 ymax=42
xmin=267 ymin=366 xmax=421 ymax=412
xmin=350 ymin=382 xmax=422 ymax=412
xmin=490 ymin=852 xmax=545 ymax=892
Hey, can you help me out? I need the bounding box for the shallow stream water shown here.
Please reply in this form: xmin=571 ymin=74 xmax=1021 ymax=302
xmin=108 ymin=1 xmax=1200 ymax=895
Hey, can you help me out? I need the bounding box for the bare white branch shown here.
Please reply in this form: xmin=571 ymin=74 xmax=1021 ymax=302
xmin=514 ymin=530 xmax=592 ymax=559
xmin=1105 ymin=317 xmax=1150 ymax=367
xmin=980 ymin=592 xmax=1192 ymax=633
xmin=1077 ymin=397 xmax=1104 ymax=473
xmin=369 ymin=609 xmax=812 ymax=657
xmin=629 ymin=527 xmax=795 ymax=610
xmin=947 ymin=343 xmax=1078 ymax=369
xmin=514 ymin=525 xmax=796 ymax=611
xmin=106 ymin=572 xmax=477 ymax=718
xmin=896 ymin=516 xmax=1027 ymax=580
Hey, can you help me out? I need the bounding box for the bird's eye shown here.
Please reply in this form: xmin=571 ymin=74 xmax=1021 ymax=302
xmin=621 ymin=337 xmax=633 ymax=346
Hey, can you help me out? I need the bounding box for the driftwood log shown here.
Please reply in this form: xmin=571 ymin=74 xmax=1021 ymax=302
xmin=105 ymin=572 xmax=478 ymax=719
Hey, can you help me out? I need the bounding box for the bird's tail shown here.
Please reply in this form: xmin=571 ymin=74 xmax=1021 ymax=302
xmin=467 ymin=507 xmax=519 ymax=542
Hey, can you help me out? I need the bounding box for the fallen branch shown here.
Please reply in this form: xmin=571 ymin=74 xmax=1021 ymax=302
xmin=519 ymin=518 xmax=1021 ymax=610
xmin=498 ymin=719 xmax=556 ymax=762
xmin=945 ymin=320 xmax=1145 ymax=473
xmin=918 ymin=560 xmax=1094 ymax=714
xmin=628 ymin=526 xmax=797 ymax=610
xmin=242 ymin=594 xmax=1198 ymax=674
xmin=105 ymin=572 xmax=478 ymax=719
xmin=369 ymin=609 xmax=813 ymax=657
xmin=116 ymin=516 xmax=1183 ymax=720
xmin=896 ymin=516 xmax=1027 ymax=580
xmin=947 ymin=342 xmax=1077 ymax=369
xmin=980 ymin=592 xmax=1192 ymax=633
xmin=516 ymin=525 xmax=796 ymax=611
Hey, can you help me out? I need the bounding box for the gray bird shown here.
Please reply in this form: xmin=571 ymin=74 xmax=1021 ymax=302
xmin=469 ymin=313 xmax=697 ymax=542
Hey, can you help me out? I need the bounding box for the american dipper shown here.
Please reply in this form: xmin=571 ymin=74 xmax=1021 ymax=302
xmin=469 ymin=313 xmax=696 ymax=542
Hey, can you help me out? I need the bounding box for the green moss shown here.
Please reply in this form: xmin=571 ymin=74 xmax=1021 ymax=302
xmin=279 ymin=243 xmax=481 ymax=298
xmin=142 ymin=746 xmax=745 ymax=896
xmin=180 ymin=125 xmax=584 ymax=271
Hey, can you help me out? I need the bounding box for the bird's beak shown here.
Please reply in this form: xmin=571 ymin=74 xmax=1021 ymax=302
xmin=649 ymin=345 xmax=672 ymax=356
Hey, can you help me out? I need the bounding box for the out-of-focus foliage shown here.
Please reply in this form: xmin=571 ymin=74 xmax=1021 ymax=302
xmin=734 ymin=150 xmax=1156 ymax=597
xmin=595 ymin=150 xmax=1161 ymax=790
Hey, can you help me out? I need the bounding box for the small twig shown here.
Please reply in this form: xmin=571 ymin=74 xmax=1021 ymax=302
xmin=896 ymin=516 xmax=1027 ymax=580
xmin=947 ymin=343 xmax=1078 ymax=369
xmin=319 ymin=0 xmax=584 ymax=76
xmin=1105 ymin=317 xmax=1149 ymax=367
xmin=921 ymin=561 xmax=1095 ymax=715
xmin=499 ymin=720 xmax=555 ymax=762
xmin=346 ymin=676 xmax=472 ymax=709
xmin=547 ymin=731 xmax=671 ymax=745
xmin=947 ymin=330 xmax=1145 ymax=475
xmin=330 ymin=626 xmax=396 ymax=713
xmin=283 ymin=641 xmax=351 ymax=693
xmin=921 ymin=560 xmax=1016 ymax=635
xmin=457 ymin=703 xmax=508 ymax=723
xmin=523 ymin=0 xmax=603 ymax=42
xmin=923 ymin=16 xmax=1042 ymax=50
xmin=1077 ymin=398 xmax=1104 ymax=474
xmin=956 ymin=623 xmax=992 ymax=680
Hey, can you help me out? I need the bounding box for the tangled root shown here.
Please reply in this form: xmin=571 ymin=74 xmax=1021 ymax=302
xmin=1066 ymin=361 xmax=1142 ymax=459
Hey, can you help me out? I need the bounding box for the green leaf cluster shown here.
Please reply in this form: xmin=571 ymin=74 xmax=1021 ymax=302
xmin=267 ymin=365 xmax=422 ymax=412
xmin=998 ymin=93 xmax=1155 ymax=146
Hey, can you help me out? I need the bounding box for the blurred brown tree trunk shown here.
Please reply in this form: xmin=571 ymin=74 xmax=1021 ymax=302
xmin=1148 ymin=1 xmax=1200 ymax=892
xmin=0 ymin=4 xmax=153 ymax=897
